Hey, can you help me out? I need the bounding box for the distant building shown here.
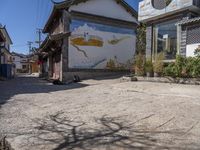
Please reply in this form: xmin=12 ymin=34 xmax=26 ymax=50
xmin=0 ymin=25 xmax=14 ymax=78
xmin=11 ymin=52 xmax=29 ymax=73
xmin=139 ymin=0 xmax=200 ymax=60
xmin=39 ymin=0 xmax=138 ymax=82
xmin=29 ymin=54 xmax=39 ymax=74
xmin=11 ymin=52 xmax=39 ymax=74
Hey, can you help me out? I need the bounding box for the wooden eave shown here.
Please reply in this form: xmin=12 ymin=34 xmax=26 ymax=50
xmin=0 ymin=30 xmax=5 ymax=42
xmin=39 ymin=32 xmax=70 ymax=53
xmin=43 ymin=0 xmax=138 ymax=33
xmin=0 ymin=27 xmax=13 ymax=44
xmin=1 ymin=47 xmax=12 ymax=56
xmin=43 ymin=8 xmax=62 ymax=33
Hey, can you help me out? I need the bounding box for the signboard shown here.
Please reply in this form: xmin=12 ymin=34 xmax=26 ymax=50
xmin=139 ymin=0 xmax=193 ymax=22
xmin=68 ymin=19 xmax=136 ymax=70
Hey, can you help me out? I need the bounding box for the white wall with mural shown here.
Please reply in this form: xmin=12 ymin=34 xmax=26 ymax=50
xmin=68 ymin=19 xmax=136 ymax=70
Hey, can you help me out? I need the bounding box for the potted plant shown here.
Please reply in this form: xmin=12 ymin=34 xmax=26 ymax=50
xmin=145 ymin=58 xmax=153 ymax=77
xmin=153 ymin=52 xmax=164 ymax=77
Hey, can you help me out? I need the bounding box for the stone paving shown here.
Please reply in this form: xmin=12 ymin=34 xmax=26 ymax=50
xmin=0 ymin=76 xmax=200 ymax=150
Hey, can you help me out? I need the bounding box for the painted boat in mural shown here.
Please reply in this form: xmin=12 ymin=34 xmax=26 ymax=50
xmin=108 ymin=36 xmax=130 ymax=45
xmin=70 ymin=34 xmax=103 ymax=47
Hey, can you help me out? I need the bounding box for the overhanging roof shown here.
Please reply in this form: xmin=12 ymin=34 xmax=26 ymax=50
xmin=0 ymin=26 xmax=13 ymax=44
xmin=0 ymin=30 xmax=5 ymax=42
xmin=11 ymin=52 xmax=27 ymax=58
xmin=39 ymin=32 xmax=70 ymax=52
xmin=43 ymin=0 xmax=138 ymax=33
xmin=1 ymin=47 xmax=12 ymax=56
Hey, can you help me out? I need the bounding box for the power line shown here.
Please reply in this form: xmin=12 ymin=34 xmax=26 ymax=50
xmin=11 ymin=44 xmax=27 ymax=48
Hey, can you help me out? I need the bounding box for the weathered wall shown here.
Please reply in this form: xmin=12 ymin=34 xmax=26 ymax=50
xmin=50 ymin=16 xmax=63 ymax=34
xmin=63 ymin=70 xmax=129 ymax=81
xmin=69 ymin=0 xmax=137 ymax=23
xmin=61 ymin=10 xmax=71 ymax=82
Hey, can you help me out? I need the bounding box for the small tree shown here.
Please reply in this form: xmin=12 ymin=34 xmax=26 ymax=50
xmin=134 ymin=53 xmax=145 ymax=76
xmin=194 ymin=45 xmax=200 ymax=57
xmin=153 ymin=52 xmax=164 ymax=76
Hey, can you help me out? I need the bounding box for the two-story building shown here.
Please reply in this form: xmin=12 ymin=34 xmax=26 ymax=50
xmin=0 ymin=25 xmax=13 ymax=78
xmin=139 ymin=0 xmax=200 ymax=60
xmin=11 ymin=52 xmax=29 ymax=73
xmin=39 ymin=0 xmax=138 ymax=82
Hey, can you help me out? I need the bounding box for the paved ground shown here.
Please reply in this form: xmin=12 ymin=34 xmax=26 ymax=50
xmin=0 ymin=75 xmax=200 ymax=150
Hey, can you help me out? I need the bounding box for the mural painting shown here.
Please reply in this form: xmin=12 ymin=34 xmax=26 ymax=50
xmin=69 ymin=19 xmax=136 ymax=70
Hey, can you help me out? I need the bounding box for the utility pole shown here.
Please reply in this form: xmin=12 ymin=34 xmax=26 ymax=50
xmin=27 ymin=41 xmax=33 ymax=54
xmin=36 ymin=28 xmax=43 ymax=47
xmin=27 ymin=41 xmax=33 ymax=74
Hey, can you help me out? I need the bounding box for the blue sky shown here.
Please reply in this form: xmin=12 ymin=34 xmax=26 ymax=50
xmin=0 ymin=0 xmax=141 ymax=54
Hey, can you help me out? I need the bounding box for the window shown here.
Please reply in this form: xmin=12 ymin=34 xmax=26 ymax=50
xmin=22 ymin=65 xmax=27 ymax=69
xmin=187 ymin=25 xmax=200 ymax=44
xmin=153 ymin=19 xmax=178 ymax=60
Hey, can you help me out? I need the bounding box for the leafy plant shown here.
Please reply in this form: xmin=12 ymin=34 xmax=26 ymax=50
xmin=163 ymin=63 xmax=177 ymax=77
xmin=145 ymin=58 xmax=153 ymax=73
xmin=153 ymin=52 xmax=164 ymax=74
xmin=163 ymin=55 xmax=200 ymax=78
xmin=194 ymin=45 xmax=200 ymax=57
xmin=106 ymin=59 xmax=116 ymax=70
xmin=134 ymin=53 xmax=145 ymax=76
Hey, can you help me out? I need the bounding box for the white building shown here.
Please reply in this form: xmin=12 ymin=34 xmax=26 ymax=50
xmin=39 ymin=0 xmax=138 ymax=81
xmin=12 ymin=52 xmax=29 ymax=73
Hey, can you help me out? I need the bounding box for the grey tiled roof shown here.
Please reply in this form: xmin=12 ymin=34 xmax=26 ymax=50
xmin=176 ymin=17 xmax=200 ymax=25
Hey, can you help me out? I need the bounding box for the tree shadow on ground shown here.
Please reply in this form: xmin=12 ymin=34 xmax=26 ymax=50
xmin=0 ymin=76 xmax=89 ymax=108
xmin=11 ymin=111 xmax=200 ymax=150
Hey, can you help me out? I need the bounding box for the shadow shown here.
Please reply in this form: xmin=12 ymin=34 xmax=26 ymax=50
xmin=0 ymin=76 xmax=89 ymax=108
xmin=10 ymin=112 xmax=200 ymax=150
xmin=92 ymin=74 xmax=128 ymax=81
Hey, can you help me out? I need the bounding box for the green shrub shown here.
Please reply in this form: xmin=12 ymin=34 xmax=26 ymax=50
xmin=134 ymin=53 xmax=145 ymax=76
xmin=175 ymin=55 xmax=186 ymax=77
xmin=191 ymin=57 xmax=200 ymax=78
xmin=164 ymin=63 xmax=177 ymax=77
xmin=153 ymin=52 xmax=164 ymax=74
xmin=194 ymin=46 xmax=200 ymax=57
xmin=106 ymin=59 xmax=116 ymax=70
xmin=145 ymin=59 xmax=153 ymax=73
xmin=163 ymin=55 xmax=200 ymax=78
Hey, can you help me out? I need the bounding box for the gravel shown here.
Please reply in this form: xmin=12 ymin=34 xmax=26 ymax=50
xmin=0 ymin=75 xmax=200 ymax=150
